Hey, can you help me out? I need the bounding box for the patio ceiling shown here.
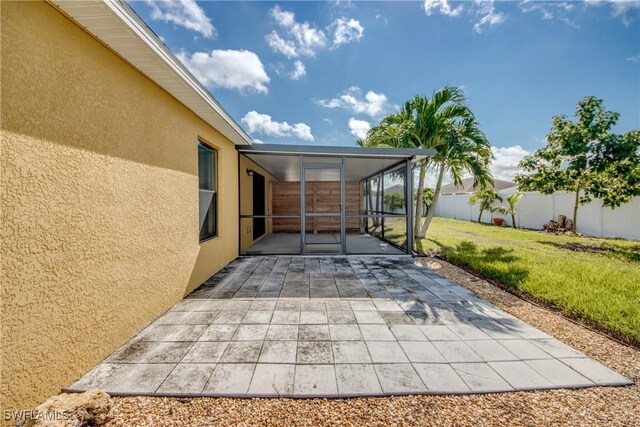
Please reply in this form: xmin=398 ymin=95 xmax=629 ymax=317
xmin=239 ymin=144 xmax=435 ymax=182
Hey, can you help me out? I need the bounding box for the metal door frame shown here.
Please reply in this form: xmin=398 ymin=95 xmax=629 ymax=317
xmin=300 ymin=157 xmax=346 ymax=255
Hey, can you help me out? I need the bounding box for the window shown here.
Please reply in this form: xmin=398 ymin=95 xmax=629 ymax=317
xmin=198 ymin=141 xmax=217 ymax=241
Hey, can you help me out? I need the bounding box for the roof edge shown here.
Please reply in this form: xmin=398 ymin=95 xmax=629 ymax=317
xmin=237 ymin=144 xmax=436 ymax=158
xmin=50 ymin=0 xmax=254 ymax=146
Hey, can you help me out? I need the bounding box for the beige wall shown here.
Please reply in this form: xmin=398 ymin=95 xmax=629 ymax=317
xmin=1 ymin=1 xmax=239 ymax=412
xmin=239 ymin=155 xmax=278 ymax=252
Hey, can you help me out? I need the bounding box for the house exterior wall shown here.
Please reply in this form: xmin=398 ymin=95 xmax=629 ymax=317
xmin=239 ymin=155 xmax=278 ymax=253
xmin=1 ymin=1 xmax=239 ymax=412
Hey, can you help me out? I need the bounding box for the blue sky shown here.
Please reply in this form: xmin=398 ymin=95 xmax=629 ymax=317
xmin=129 ymin=0 xmax=640 ymax=180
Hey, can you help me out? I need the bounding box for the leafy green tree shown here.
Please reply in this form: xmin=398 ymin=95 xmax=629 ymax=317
xmin=515 ymin=96 xmax=640 ymax=231
xmin=495 ymin=192 xmax=523 ymax=228
xmin=468 ymin=189 xmax=503 ymax=223
xmin=384 ymin=192 xmax=405 ymax=212
xmin=358 ymin=86 xmax=493 ymax=239
xmin=414 ymin=187 xmax=434 ymax=213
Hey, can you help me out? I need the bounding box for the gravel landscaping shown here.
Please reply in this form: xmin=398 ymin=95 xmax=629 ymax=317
xmin=101 ymin=257 xmax=639 ymax=427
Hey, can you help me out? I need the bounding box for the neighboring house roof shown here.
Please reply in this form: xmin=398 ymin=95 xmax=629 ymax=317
xmin=439 ymin=178 xmax=517 ymax=195
xmin=50 ymin=0 xmax=254 ymax=146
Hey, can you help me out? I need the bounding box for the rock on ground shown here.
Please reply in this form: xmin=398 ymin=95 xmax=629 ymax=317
xmin=25 ymin=389 xmax=111 ymax=427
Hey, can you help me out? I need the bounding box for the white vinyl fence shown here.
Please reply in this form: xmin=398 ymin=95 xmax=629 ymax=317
xmin=434 ymin=189 xmax=640 ymax=241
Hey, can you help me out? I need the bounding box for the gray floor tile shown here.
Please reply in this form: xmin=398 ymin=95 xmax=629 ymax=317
xmin=327 ymin=311 xmax=357 ymax=324
xmin=465 ymin=340 xmax=519 ymax=362
xmin=297 ymin=341 xmax=334 ymax=364
xmin=204 ymin=363 xmax=255 ymax=394
xmin=219 ymin=341 xmax=263 ymax=363
xmin=332 ymin=341 xmax=372 ymax=363
xmin=275 ymin=300 xmax=301 ymax=311
xmin=374 ymin=364 xmax=426 ymax=393
xmin=143 ymin=342 xmax=193 ymax=363
xmin=366 ymin=341 xmax=409 ymax=363
xmin=250 ymin=300 xmax=277 ymax=311
xmin=329 ymin=325 xmax=363 ymax=341
xmin=77 ymin=363 xmax=175 ymax=394
xmin=489 ymin=361 xmax=554 ymax=390
xmin=350 ymin=301 xmax=377 ymax=311
xmin=497 ymin=339 xmax=552 ymax=360
xmin=559 ymin=358 xmax=633 ymax=386
xmin=259 ymin=341 xmax=297 ymax=363
xmin=531 ymin=338 xmax=585 ymax=358
xmin=399 ymin=341 xmax=446 ymax=363
xmin=419 ymin=325 xmax=460 ymax=341
xmin=241 ymin=311 xmax=273 ymax=324
xmin=158 ymin=364 xmax=215 ymax=394
xmin=300 ymin=311 xmax=328 ymax=324
xmin=271 ymin=311 xmax=300 ymax=324
xmin=233 ymin=324 xmax=269 ymax=341
xmin=294 ymin=365 xmax=338 ymax=396
xmin=326 ymin=301 xmax=352 ymax=311
xmin=335 ymin=364 xmax=382 ymax=395
xmin=199 ymin=324 xmax=238 ymax=341
xmin=155 ymin=311 xmax=191 ymax=324
xmin=360 ymin=324 xmax=396 ymax=341
xmin=249 ymin=364 xmax=295 ymax=395
xmin=182 ymin=342 xmax=229 ymax=363
xmin=413 ymin=364 xmax=470 ymax=393
xmin=390 ymin=325 xmax=428 ymax=341
xmin=452 ymin=363 xmax=514 ymax=392
xmin=170 ymin=299 xmax=205 ymax=312
xmin=213 ymin=311 xmax=244 ymax=324
xmin=447 ymin=324 xmax=492 ymax=340
xmin=432 ymin=341 xmax=482 ymax=363
xmin=354 ymin=310 xmax=386 ymax=324
xmin=299 ymin=324 xmax=331 ymax=341
xmin=380 ymin=312 xmax=414 ymax=325
xmin=525 ymin=359 xmax=594 ymax=387
xmin=265 ymin=325 xmax=298 ymax=341
xmin=182 ymin=311 xmax=219 ymax=325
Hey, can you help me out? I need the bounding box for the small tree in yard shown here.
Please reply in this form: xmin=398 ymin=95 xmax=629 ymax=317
xmin=495 ymin=192 xmax=523 ymax=228
xmin=468 ymin=189 xmax=502 ymax=223
xmin=515 ymin=96 xmax=640 ymax=231
xmin=384 ymin=193 xmax=405 ymax=212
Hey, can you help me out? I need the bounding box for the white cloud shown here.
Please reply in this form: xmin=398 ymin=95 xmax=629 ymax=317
xmin=266 ymin=5 xmax=327 ymax=58
xmin=323 ymin=118 xmax=333 ymax=125
xmin=252 ymin=138 xmax=265 ymax=144
xmin=348 ymin=118 xmax=371 ymax=140
xmin=611 ymin=0 xmax=640 ymax=26
xmin=317 ymin=86 xmax=393 ymax=118
xmin=473 ymin=0 xmax=506 ymax=33
xmin=146 ymin=0 xmax=216 ymax=39
xmin=289 ymin=60 xmax=307 ymax=80
xmin=242 ymin=111 xmax=314 ymax=141
xmin=585 ymin=0 xmax=640 ymax=26
xmin=423 ymin=0 xmax=464 ymax=17
xmin=518 ymin=0 xmax=578 ymax=27
xmin=491 ymin=145 xmax=530 ymax=181
xmin=626 ymin=54 xmax=640 ymax=63
xmin=330 ymin=17 xmax=364 ymax=48
xmin=177 ymin=49 xmax=270 ymax=93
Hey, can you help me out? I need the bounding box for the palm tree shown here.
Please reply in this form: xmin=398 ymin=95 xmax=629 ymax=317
xmin=468 ymin=188 xmax=503 ymax=224
xmin=359 ymin=86 xmax=493 ymax=239
xmin=494 ymin=192 xmax=523 ymax=228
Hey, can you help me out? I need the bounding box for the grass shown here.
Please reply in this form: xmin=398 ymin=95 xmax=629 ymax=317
xmin=409 ymin=217 xmax=640 ymax=346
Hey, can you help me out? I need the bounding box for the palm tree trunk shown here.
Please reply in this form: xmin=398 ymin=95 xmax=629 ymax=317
xmin=511 ymin=212 xmax=516 ymax=228
xmin=413 ymin=162 xmax=426 ymax=237
xmin=417 ymin=162 xmax=444 ymax=238
xmin=477 ymin=209 xmax=483 ymax=223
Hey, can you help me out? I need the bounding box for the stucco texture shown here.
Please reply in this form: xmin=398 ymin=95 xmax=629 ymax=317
xmin=1 ymin=1 xmax=239 ymax=413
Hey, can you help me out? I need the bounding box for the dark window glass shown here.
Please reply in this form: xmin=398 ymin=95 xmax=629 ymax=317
xmin=198 ymin=142 xmax=217 ymax=241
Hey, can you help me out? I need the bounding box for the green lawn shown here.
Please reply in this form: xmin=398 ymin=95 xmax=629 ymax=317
xmin=412 ymin=217 xmax=640 ymax=346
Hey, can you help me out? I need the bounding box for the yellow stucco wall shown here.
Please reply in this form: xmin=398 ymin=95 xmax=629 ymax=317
xmin=1 ymin=1 xmax=239 ymax=412
xmin=239 ymin=155 xmax=278 ymax=252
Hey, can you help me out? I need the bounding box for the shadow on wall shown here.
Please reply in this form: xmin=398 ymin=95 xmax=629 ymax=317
xmin=419 ymin=240 xmax=529 ymax=287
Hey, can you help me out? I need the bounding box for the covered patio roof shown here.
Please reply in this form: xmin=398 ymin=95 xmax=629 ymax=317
xmin=238 ymin=144 xmax=435 ymax=182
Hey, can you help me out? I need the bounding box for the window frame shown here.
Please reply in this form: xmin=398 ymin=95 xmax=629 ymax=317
xmin=198 ymin=140 xmax=218 ymax=243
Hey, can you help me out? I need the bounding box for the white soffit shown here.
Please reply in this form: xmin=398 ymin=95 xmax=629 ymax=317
xmin=49 ymin=0 xmax=253 ymax=146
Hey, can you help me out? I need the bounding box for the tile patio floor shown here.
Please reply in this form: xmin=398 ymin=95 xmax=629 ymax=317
xmin=67 ymin=256 xmax=632 ymax=397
